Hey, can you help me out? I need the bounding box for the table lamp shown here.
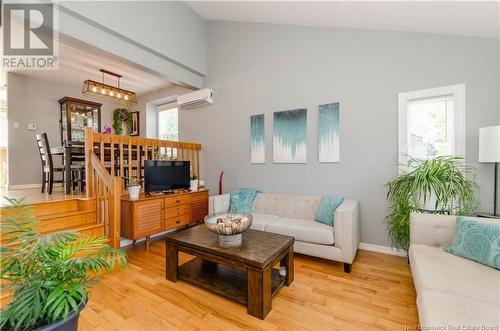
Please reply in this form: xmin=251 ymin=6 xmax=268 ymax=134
xmin=479 ymin=125 xmax=500 ymax=217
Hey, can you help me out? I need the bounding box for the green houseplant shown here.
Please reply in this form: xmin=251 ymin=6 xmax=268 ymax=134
xmin=0 ymin=197 xmax=127 ymax=331
xmin=112 ymin=108 xmax=133 ymax=135
xmin=385 ymin=156 xmax=478 ymax=251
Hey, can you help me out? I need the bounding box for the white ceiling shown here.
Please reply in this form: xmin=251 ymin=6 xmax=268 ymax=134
xmin=12 ymin=42 xmax=172 ymax=95
xmin=187 ymin=1 xmax=500 ymax=39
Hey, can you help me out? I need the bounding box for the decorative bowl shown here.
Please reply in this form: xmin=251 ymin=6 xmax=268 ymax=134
xmin=204 ymin=212 xmax=253 ymax=246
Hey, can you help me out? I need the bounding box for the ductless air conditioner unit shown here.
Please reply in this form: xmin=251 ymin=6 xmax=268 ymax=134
xmin=177 ymin=88 xmax=213 ymax=110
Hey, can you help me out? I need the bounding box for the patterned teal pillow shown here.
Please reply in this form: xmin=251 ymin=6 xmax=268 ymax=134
xmin=229 ymin=189 xmax=261 ymax=213
xmin=444 ymin=217 xmax=500 ymax=270
xmin=314 ymin=196 xmax=344 ymax=226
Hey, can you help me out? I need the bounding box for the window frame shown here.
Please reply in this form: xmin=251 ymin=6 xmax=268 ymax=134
xmin=398 ymin=84 xmax=465 ymax=170
xmin=156 ymin=102 xmax=179 ymax=141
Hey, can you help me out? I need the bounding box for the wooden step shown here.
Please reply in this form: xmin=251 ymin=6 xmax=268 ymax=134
xmin=31 ymin=199 xmax=79 ymax=217
xmin=38 ymin=210 xmax=97 ymax=234
xmin=30 ymin=198 xmax=95 ymax=217
xmin=1 ymin=197 xmax=100 ymax=239
xmin=76 ymin=224 xmax=105 ymax=237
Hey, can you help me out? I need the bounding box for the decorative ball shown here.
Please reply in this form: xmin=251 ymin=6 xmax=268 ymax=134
xmin=204 ymin=212 xmax=253 ymax=236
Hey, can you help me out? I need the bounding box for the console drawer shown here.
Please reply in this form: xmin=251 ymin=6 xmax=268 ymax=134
xmin=164 ymin=195 xmax=190 ymax=208
xmin=165 ymin=204 xmax=190 ymax=218
xmin=164 ymin=214 xmax=191 ymax=229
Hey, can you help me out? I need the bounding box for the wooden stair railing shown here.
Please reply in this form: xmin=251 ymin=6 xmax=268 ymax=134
xmin=87 ymin=151 xmax=122 ymax=248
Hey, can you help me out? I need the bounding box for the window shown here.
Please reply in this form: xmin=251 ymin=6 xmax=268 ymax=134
xmin=398 ymin=84 xmax=465 ymax=167
xmin=158 ymin=105 xmax=178 ymax=141
xmin=157 ymin=104 xmax=179 ymax=159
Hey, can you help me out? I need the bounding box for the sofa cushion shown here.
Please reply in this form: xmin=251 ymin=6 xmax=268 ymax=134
xmin=266 ymin=217 xmax=334 ymax=245
xmin=249 ymin=213 xmax=279 ymax=232
xmin=229 ymin=189 xmax=260 ymax=213
xmin=252 ymin=193 xmax=321 ymax=220
xmin=444 ymin=217 xmax=500 ymax=270
xmin=409 ymin=244 xmax=500 ymax=304
xmin=314 ymin=196 xmax=343 ymax=226
xmin=417 ymin=289 xmax=499 ymax=328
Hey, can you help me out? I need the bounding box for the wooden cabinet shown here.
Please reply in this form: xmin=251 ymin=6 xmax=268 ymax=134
xmin=191 ymin=191 xmax=209 ymax=222
xmin=58 ymin=97 xmax=101 ymax=144
xmin=121 ymin=189 xmax=209 ymax=249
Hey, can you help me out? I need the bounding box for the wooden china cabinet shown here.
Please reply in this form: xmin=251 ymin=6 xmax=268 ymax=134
xmin=58 ymin=97 xmax=102 ymax=144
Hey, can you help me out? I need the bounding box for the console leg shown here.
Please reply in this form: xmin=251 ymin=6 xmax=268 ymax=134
xmin=343 ymin=263 xmax=352 ymax=273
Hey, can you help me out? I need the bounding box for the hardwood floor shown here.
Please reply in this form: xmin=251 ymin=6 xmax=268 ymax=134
xmin=79 ymin=239 xmax=419 ymax=330
xmin=1 ymin=186 xmax=85 ymax=207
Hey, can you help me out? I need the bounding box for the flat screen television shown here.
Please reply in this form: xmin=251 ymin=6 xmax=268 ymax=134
xmin=144 ymin=160 xmax=190 ymax=193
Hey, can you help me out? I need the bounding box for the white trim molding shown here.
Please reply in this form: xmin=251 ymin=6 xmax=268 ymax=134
xmin=359 ymin=242 xmax=407 ymax=257
xmin=398 ymin=83 xmax=466 ymax=169
xmin=7 ymin=183 xmax=41 ymax=190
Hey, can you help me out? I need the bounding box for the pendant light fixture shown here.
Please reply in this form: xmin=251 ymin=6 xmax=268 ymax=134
xmin=82 ymin=69 xmax=137 ymax=104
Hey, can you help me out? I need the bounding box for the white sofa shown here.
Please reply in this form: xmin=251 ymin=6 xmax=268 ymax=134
xmin=209 ymin=193 xmax=360 ymax=272
xmin=409 ymin=213 xmax=500 ymax=329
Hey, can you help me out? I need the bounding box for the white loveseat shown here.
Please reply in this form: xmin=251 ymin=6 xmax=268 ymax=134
xmin=409 ymin=213 xmax=500 ymax=329
xmin=209 ymin=193 xmax=360 ymax=272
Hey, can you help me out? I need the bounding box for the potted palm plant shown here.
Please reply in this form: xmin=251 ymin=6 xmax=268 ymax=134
xmin=0 ymin=197 xmax=127 ymax=331
xmin=385 ymin=156 xmax=478 ymax=251
xmin=122 ymin=177 xmax=141 ymax=199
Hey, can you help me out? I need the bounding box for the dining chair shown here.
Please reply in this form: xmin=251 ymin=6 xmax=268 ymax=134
xmin=36 ymin=133 xmax=85 ymax=194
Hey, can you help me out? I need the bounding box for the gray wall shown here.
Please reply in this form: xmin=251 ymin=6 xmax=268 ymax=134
xmin=131 ymin=85 xmax=194 ymax=138
xmin=7 ymin=73 xmax=117 ymax=186
xmin=180 ymin=21 xmax=499 ymax=246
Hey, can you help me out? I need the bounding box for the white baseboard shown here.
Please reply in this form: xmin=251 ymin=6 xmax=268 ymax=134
xmin=120 ymin=228 xmax=180 ymax=248
xmin=8 ymin=183 xmax=41 ymax=190
xmin=359 ymin=242 xmax=407 ymax=257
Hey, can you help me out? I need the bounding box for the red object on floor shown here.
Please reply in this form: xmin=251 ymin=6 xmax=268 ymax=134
xmin=218 ymin=171 xmax=224 ymax=195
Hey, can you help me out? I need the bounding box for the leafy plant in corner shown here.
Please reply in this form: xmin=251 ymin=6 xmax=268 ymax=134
xmin=112 ymin=108 xmax=133 ymax=135
xmin=385 ymin=156 xmax=478 ymax=251
xmin=190 ymin=175 xmax=198 ymax=181
xmin=0 ymin=197 xmax=127 ymax=331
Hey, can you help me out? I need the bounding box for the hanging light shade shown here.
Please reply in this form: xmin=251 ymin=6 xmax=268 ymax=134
xmin=82 ymin=69 xmax=137 ymax=104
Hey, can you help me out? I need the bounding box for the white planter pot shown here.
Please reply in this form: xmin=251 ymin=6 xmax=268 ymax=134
xmin=127 ymin=185 xmax=141 ymax=199
xmin=190 ymin=179 xmax=199 ymax=191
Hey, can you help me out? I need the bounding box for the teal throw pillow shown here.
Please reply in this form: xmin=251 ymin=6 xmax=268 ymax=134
xmin=444 ymin=217 xmax=500 ymax=270
xmin=229 ymin=189 xmax=261 ymax=213
xmin=314 ymin=196 xmax=344 ymax=226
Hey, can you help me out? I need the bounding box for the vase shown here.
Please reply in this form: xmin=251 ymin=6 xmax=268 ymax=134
xmin=190 ymin=179 xmax=199 ymax=191
xmin=127 ymin=185 xmax=141 ymax=199
xmin=33 ymin=299 xmax=86 ymax=331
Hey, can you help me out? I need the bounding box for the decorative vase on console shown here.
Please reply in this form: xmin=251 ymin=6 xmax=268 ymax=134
xmin=123 ymin=177 xmax=141 ymax=200
xmin=190 ymin=175 xmax=199 ymax=191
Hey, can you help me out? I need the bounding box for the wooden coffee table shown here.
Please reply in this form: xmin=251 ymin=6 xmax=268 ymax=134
xmin=164 ymin=225 xmax=295 ymax=319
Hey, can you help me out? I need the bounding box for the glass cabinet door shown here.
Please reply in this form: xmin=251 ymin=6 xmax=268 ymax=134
xmin=59 ymin=97 xmax=102 ymax=144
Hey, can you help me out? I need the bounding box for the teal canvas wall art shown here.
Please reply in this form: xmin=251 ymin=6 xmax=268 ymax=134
xmin=319 ymin=103 xmax=340 ymax=162
xmin=273 ymin=109 xmax=307 ymax=163
xmin=250 ymin=114 xmax=265 ymax=163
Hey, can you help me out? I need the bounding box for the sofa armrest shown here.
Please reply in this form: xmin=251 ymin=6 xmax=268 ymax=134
xmin=334 ymin=199 xmax=360 ymax=264
xmin=209 ymin=194 xmax=230 ymax=214
xmin=410 ymin=212 xmax=457 ymax=247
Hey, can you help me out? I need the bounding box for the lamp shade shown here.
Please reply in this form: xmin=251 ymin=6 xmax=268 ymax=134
xmin=479 ymin=125 xmax=500 ymax=163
